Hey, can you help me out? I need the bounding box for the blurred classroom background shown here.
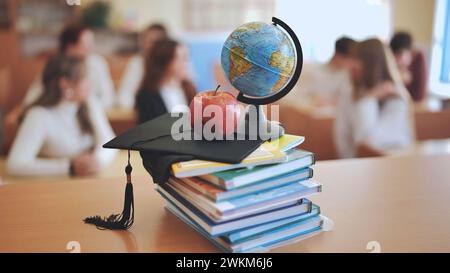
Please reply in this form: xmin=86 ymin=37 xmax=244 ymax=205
xmin=0 ymin=0 xmax=449 ymax=183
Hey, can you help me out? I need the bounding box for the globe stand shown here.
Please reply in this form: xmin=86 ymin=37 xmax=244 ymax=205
xmin=238 ymin=105 xmax=284 ymax=141
xmin=235 ymin=17 xmax=303 ymax=141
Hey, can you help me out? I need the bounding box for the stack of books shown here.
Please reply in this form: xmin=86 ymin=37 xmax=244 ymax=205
xmin=156 ymin=134 xmax=333 ymax=253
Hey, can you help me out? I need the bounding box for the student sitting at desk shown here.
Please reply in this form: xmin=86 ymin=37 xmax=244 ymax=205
xmin=6 ymin=55 xmax=117 ymax=177
xmin=390 ymin=31 xmax=428 ymax=102
xmin=5 ymin=23 xmax=115 ymax=127
xmin=117 ymin=24 xmax=169 ymax=109
xmin=335 ymin=38 xmax=415 ymax=158
xmin=282 ymin=37 xmax=356 ymax=112
xmin=135 ymin=39 xmax=196 ymax=124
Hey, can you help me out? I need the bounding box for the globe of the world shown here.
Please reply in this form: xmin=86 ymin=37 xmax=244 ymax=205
xmin=221 ymin=21 xmax=296 ymax=98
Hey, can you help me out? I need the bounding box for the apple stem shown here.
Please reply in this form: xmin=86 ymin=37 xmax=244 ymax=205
xmin=215 ymin=85 xmax=221 ymax=95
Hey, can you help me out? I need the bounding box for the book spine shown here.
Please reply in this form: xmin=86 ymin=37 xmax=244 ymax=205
xmin=201 ymin=174 xmax=230 ymax=190
xmin=182 ymin=178 xmax=218 ymax=201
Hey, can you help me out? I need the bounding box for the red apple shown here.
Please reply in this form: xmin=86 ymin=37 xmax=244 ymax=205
xmin=189 ymin=87 xmax=241 ymax=138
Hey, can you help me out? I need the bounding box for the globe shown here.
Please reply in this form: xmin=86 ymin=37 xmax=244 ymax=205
xmin=221 ymin=21 xmax=297 ymax=98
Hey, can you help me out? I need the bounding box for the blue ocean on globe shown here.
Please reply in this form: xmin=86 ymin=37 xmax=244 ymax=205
xmin=221 ymin=21 xmax=296 ymax=97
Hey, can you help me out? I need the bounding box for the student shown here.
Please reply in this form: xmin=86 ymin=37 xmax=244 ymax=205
xmin=283 ymin=37 xmax=356 ymax=110
xmin=390 ymin=32 xmax=428 ymax=102
xmin=334 ymin=38 xmax=414 ymax=158
xmin=5 ymin=23 xmax=115 ymax=127
xmin=117 ymin=24 xmax=168 ymax=108
xmin=6 ymin=55 xmax=117 ymax=177
xmin=135 ymin=39 xmax=196 ymax=124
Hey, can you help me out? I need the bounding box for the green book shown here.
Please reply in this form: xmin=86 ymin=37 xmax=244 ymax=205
xmin=199 ymin=149 xmax=315 ymax=190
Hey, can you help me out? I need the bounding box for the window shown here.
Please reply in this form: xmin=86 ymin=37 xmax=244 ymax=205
xmin=430 ymin=0 xmax=450 ymax=97
xmin=184 ymin=0 xmax=275 ymax=32
xmin=440 ymin=1 xmax=450 ymax=84
xmin=275 ymin=0 xmax=392 ymax=63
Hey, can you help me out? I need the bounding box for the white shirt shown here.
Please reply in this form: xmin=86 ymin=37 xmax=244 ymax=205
xmin=160 ymin=84 xmax=189 ymax=113
xmin=282 ymin=62 xmax=350 ymax=111
xmin=334 ymin=86 xmax=414 ymax=158
xmin=6 ymin=98 xmax=117 ymax=176
xmin=24 ymin=54 xmax=116 ymax=109
xmin=117 ymin=55 xmax=144 ymax=108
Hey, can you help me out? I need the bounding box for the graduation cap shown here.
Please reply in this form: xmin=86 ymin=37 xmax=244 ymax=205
xmin=84 ymin=113 xmax=264 ymax=230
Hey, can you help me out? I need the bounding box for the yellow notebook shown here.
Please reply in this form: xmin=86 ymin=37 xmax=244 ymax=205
xmin=171 ymin=134 xmax=305 ymax=178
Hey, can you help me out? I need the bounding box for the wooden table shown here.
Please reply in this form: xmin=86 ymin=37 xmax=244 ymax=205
xmin=386 ymin=138 xmax=450 ymax=157
xmin=1 ymin=153 xmax=449 ymax=253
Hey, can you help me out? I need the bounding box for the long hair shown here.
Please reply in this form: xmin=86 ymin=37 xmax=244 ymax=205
xmin=384 ymin=39 xmax=417 ymax=140
xmin=26 ymin=55 xmax=94 ymax=135
xmin=59 ymin=24 xmax=90 ymax=53
xmin=136 ymin=39 xmax=196 ymax=106
xmin=353 ymin=38 xmax=416 ymax=139
xmin=352 ymin=39 xmax=394 ymax=99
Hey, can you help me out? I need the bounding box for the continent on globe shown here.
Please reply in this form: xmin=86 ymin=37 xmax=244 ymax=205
xmin=221 ymin=21 xmax=296 ymax=98
xmin=229 ymin=46 xmax=252 ymax=83
xmin=269 ymin=48 xmax=295 ymax=92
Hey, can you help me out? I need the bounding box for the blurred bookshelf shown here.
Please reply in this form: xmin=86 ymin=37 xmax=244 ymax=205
xmin=10 ymin=0 xmax=138 ymax=57
xmin=93 ymin=29 xmax=138 ymax=55
xmin=184 ymin=0 xmax=275 ymax=32
xmin=15 ymin=0 xmax=75 ymax=57
xmin=16 ymin=0 xmax=74 ymax=34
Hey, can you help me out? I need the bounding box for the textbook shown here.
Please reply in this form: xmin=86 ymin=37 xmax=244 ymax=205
xmin=199 ymin=149 xmax=315 ymax=190
xmin=157 ymin=185 xmax=312 ymax=236
xmin=171 ymin=134 xmax=304 ymax=178
xmin=166 ymin=203 xmax=326 ymax=253
xmin=166 ymin=177 xmax=322 ymax=222
xmin=171 ymin=167 xmax=313 ymax=202
xmin=224 ymin=204 xmax=321 ymax=243
xmin=216 ymin=215 xmax=323 ymax=253
xmin=151 ymin=133 xmax=333 ymax=252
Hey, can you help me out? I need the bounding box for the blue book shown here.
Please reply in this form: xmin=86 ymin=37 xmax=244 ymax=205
xmin=225 ymin=204 xmax=321 ymax=243
xmin=157 ymin=185 xmax=312 ymax=236
xmin=219 ymin=216 xmax=323 ymax=253
xmin=166 ymin=203 xmax=323 ymax=253
xmin=199 ymin=149 xmax=315 ymax=190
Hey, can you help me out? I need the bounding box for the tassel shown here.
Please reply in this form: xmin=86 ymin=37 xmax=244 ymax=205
xmin=84 ymin=150 xmax=134 ymax=230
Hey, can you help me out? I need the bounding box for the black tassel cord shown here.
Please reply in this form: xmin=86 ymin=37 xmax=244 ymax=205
xmin=84 ymin=150 xmax=134 ymax=230
xmin=83 ymin=110 xmax=229 ymax=230
xmin=83 ymin=131 xmax=191 ymax=230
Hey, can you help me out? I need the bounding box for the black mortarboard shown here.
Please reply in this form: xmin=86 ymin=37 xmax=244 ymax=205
xmin=103 ymin=113 xmax=263 ymax=164
xmin=84 ymin=113 xmax=263 ymax=230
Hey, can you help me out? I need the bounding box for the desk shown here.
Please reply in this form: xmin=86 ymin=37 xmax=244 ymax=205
xmin=279 ymin=105 xmax=338 ymax=160
xmin=385 ymin=138 xmax=450 ymax=157
xmin=1 ymin=153 xmax=449 ymax=252
xmin=280 ymin=105 xmax=450 ymax=160
xmin=106 ymin=107 xmax=137 ymax=136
